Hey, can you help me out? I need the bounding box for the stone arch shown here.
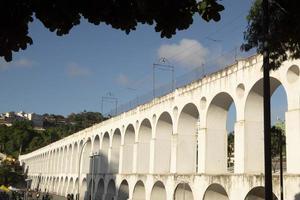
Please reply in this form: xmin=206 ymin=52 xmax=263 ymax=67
xmin=105 ymin=179 xmax=116 ymax=200
xmin=244 ymin=186 xmax=278 ymax=200
xmin=117 ymin=180 xmax=129 ymax=200
xmin=67 ymin=178 xmax=74 ymax=195
xmin=74 ymin=178 xmax=79 ymax=197
xmin=95 ymin=179 xmax=104 ymax=200
xmin=100 ymin=132 xmax=110 ymax=173
xmin=59 ymin=147 xmax=64 ymax=173
xmin=72 ymin=142 xmax=78 ymax=173
xmin=243 ymin=77 xmax=287 ymax=173
xmin=66 ymin=144 xmax=72 ymax=173
xmin=56 ymin=177 xmax=61 ymax=194
xmin=58 ymin=177 xmax=63 ymax=194
xmin=49 ymin=177 xmax=54 ymax=193
xmin=206 ymin=92 xmax=236 ymax=173
xmin=52 ymin=150 xmax=56 ymax=174
xmin=87 ymin=178 xmax=95 ymax=200
xmin=40 ymin=176 xmax=44 ymax=191
xmin=286 ymin=64 xmax=300 ymax=84
xmin=78 ymin=141 xmax=84 ymax=174
xmin=82 ymin=138 xmax=92 ymax=174
xmin=93 ymin=135 xmax=100 ymax=153
xmin=63 ymin=146 xmax=68 ymax=173
xmin=177 ymin=103 xmax=199 ymax=173
xmin=174 ymin=183 xmax=194 ymax=200
xmin=132 ymin=181 xmax=146 ymax=200
xmin=93 ymin=135 xmax=101 ymax=174
xmin=154 ymin=112 xmax=173 ymax=173
xmin=48 ymin=151 xmax=52 ymax=173
xmin=62 ymin=177 xmax=68 ymax=196
xmin=202 ymin=183 xmax=229 ymax=200
xmin=150 ymin=181 xmax=167 ymax=200
xmin=122 ymin=124 xmax=135 ymax=173
xmin=44 ymin=177 xmax=48 ymax=192
xmin=80 ymin=178 xmax=87 ymax=200
xmin=111 ymin=129 xmax=121 ymax=173
xmin=137 ymin=118 xmax=152 ymax=173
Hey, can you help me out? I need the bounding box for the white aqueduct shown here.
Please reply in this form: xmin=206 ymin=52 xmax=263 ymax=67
xmin=19 ymin=55 xmax=300 ymax=200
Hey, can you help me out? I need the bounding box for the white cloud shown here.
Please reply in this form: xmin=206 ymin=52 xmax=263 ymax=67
xmin=158 ymin=39 xmax=209 ymax=69
xmin=0 ymin=58 xmax=35 ymax=70
xmin=66 ymin=62 xmax=91 ymax=77
xmin=116 ymin=73 xmax=130 ymax=86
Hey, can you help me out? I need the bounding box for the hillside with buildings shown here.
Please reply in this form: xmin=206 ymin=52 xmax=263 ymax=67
xmin=0 ymin=111 xmax=107 ymax=158
xmin=0 ymin=111 xmax=43 ymax=129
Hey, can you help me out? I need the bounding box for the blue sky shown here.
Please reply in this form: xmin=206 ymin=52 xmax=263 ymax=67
xmin=0 ymin=0 xmax=286 ymax=130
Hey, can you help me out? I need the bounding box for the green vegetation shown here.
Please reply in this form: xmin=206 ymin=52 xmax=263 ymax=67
xmin=227 ymin=121 xmax=285 ymax=163
xmin=271 ymin=122 xmax=286 ymax=158
xmin=0 ymin=160 xmax=25 ymax=187
xmin=0 ymin=112 xmax=107 ymax=158
xmin=242 ymin=0 xmax=300 ymax=69
xmin=1 ymin=0 xmax=224 ymax=62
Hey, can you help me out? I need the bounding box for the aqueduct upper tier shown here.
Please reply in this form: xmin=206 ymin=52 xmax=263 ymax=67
xmin=19 ymin=55 xmax=300 ymax=200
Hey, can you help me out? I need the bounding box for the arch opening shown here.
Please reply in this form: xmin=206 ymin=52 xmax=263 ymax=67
xmin=82 ymin=139 xmax=92 ymax=174
xmin=117 ymin=180 xmax=129 ymax=200
xmin=137 ymin=119 xmax=152 ymax=173
xmin=203 ymin=183 xmax=229 ymax=200
xmin=62 ymin=177 xmax=68 ymax=196
xmin=62 ymin=146 xmax=68 ymax=173
xmin=174 ymin=183 xmax=194 ymax=200
xmin=93 ymin=135 xmax=101 ymax=174
xmin=58 ymin=177 xmax=64 ymax=195
xmin=72 ymin=143 xmax=78 ymax=173
xmin=132 ymin=181 xmax=145 ymax=200
xmin=86 ymin=179 xmax=95 ymax=200
xmin=105 ymin=180 xmax=116 ymax=200
xmin=95 ymin=179 xmax=104 ymax=200
xmin=66 ymin=145 xmax=72 ymax=173
xmin=74 ymin=178 xmax=79 ymax=197
xmin=177 ymin=103 xmax=199 ymax=173
xmin=206 ymin=92 xmax=236 ymax=173
xmin=67 ymin=178 xmax=74 ymax=195
xmin=150 ymin=181 xmax=166 ymax=200
xmin=122 ymin=125 xmax=135 ymax=173
xmin=111 ymin=129 xmax=121 ymax=173
xmin=271 ymin=84 xmax=287 ymax=173
xmin=244 ymin=77 xmax=287 ymax=173
xmin=100 ymin=132 xmax=110 ymax=173
xmin=244 ymin=186 xmax=278 ymax=200
xmin=80 ymin=179 xmax=87 ymax=200
xmin=154 ymin=112 xmax=173 ymax=173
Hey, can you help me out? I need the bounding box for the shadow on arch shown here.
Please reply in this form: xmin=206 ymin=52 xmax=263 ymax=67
xmin=132 ymin=180 xmax=146 ymax=200
xmin=174 ymin=183 xmax=194 ymax=200
xmin=202 ymin=183 xmax=229 ymax=200
xmin=244 ymin=186 xmax=278 ymax=200
xmin=117 ymin=180 xmax=129 ymax=200
xmin=150 ymin=181 xmax=167 ymax=200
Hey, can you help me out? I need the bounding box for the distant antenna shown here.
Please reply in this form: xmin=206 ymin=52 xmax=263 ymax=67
xmin=153 ymin=57 xmax=175 ymax=98
xmin=101 ymin=93 xmax=118 ymax=116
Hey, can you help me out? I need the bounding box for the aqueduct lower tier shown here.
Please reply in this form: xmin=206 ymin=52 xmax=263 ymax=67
xmin=20 ymin=55 xmax=300 ymax=200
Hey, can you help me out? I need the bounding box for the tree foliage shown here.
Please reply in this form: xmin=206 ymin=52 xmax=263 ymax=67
xmin=0 ymin=0 xmax=224 ymax=62
xmin=242 ymin=0 xmax=300 ymax=69
xmin=271 ymin=124 xmax=285 ymax=158
xmin=0 ymin=160 xmax=25 ymax=187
